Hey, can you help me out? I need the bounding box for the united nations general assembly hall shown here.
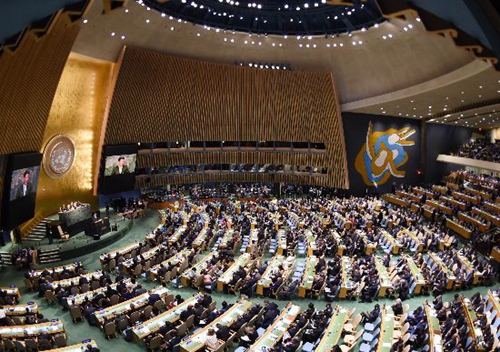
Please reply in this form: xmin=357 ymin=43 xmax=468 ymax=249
xmin=0 ymin=0 xmax=499 ymax=351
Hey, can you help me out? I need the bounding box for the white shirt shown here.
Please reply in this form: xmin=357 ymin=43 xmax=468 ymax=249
xmin=0 ymin=308 xmax=6 ymax=319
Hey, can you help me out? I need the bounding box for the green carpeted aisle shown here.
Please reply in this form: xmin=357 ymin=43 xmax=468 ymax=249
xmin=0 ymin=208 xmax=498 ymax=351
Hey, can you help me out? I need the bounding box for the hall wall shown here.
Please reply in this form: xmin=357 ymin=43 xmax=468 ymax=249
xmin=104 ymin=47 xmax=349 ymax=188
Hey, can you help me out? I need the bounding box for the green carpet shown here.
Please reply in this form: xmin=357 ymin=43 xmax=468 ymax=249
xmin=1 ymin=208 xmax=498 ymax=351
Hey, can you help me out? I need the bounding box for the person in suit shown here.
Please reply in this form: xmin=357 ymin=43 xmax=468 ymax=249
xmin=15 ymin=170 xmax=33 ymax=199
xmin=111 ymin=156 xmax=130 ymax=175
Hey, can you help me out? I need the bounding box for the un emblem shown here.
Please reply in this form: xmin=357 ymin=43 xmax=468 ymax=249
xmin=43 ymin=135 xmax=75 ymax=179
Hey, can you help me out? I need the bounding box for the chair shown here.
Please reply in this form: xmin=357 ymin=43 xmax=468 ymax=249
xmin=117 ymin=318 xmax=129 ymax=333
xmin=24 ymin=278 xmax=33 ymax=292
xmin=54 ymin=334 xmax=67 ymax=347
xmin=343 ymin=313 xmax=362 ymax=334
xmin=344 ymin=328 xmax=364 ymax=348
xmin=90 ymin=280 xmax=100 ymax=291
xmin=14 ymin=340 xmax=27 ymax=352
xmin=110 ymin=294 xmax=120 ymax=306
xmin=154 ymin=299 xmax=164 ymax=313
xmin=164 ymin=294 xmax=174 ymax=307
xmin=2 ymin=339 xmax=16 ymax=352
xmin=208 ymin=301 xmax=216 ymax=312
xmin=143 ymin=305 xmax=153 ymax=319
xmin=129 ymin=311 xmax=141 ymax=325
xmin=339 ymin=345 xmax=351 ymax=352
xmin=147 ymin=334 xmax=163 ymax=351
xmin=44 ymin=290 xmax=57 ymax=305
xmin=24 ymin=339 xmax=38 ymax=351
xmin=132 ymin=264 xmax=143 ymax=278
xmin=104 ymin=321 xmax=117 ymax=340
xmin=70 ymin=306 xmax=83 ymax=323
xmin=57 ymin=225 xmax=70 ymax=241
xmin=176 ymin=322 xmax=188 ymax=337
xmin=185 ymin=314 xmax=195 ymax=330
xmin=81 ymin=283 xmax=90 ymax=293
xmin=161 ymin=271 xmax=171 ymax=286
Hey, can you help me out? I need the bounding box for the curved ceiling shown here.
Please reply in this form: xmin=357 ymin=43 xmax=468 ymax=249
xmin=140 ymin=0 xmax=385 ymax=35
xmin=70 ymin=0 xmax=500 ymax=128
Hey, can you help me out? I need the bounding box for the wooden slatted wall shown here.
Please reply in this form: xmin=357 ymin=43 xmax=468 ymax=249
xmin=0 ymin=13 xmax=81 ymax=155
xmin=106 ymin=47 xmax=348 ymax=188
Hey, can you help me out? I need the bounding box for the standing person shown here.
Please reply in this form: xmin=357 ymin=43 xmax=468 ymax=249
xmin=30 ymin=247 xmax=38 ymax=268
xmin=46 ymin=223 xmax=53 ymax=245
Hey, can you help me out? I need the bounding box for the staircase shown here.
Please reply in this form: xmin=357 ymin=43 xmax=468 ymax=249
xmin=23 ymin=219 xmax=51 ymax=245
xmin=38 ymin=248 xmax=61 ymax=264
xmin=0 ymin=252 xmax=12 ymax=267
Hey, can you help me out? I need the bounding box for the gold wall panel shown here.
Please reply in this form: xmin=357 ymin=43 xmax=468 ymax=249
xmin=34 ymin=53 xmax=115 ymax=219
xmin=0 ymin=14 xmax=81 ymax=155
xmin=106 ymin=47 xmax=348 ymax=188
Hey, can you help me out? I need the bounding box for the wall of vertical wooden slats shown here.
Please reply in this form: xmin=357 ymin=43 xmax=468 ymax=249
xmin=0 ymin=13 xmax=81 ymax=155
xmin=105 ymin=47 xmax=348 ymax=188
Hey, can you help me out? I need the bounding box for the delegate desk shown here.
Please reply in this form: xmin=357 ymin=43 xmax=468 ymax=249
xmin=375 ymin=257 xmax=392 ymax=297
xmin=298 ymin=256 xmax=318 ymax=298
xmin=458 ymin=213 xmax=489 ymax=232
xmin=217 ymin=253 xmax=252 ymax=292
xmin=432 ymin=185 xmax=448 ymax=195
xmin=460 ymin=295 xmax=486 ymax=351
xmin=2 ymin=303 xmax=38 ymax=316
xmin=168 ymin=225 xmax=187 ymax=245
xmin=181 ymin=252 xmax=216 ymax=287
xmin=0 ymin=287 xmax=20 ymax=299
xmin=396 ymin=190 xmax=423 ymax=203
xmin=50 ymin=270 xmax=104 ymax=289
xmin=380 ymin=230 xmax=401 ymax=255
xmin=277 ymin=230 xmax=287 ymax=255
xmin=485 ymin=201 xmax=500 ymax=215
xmin=120 ymin=245 xmax=164 ymax=272
xmin=65 ymin=279 xmax=130 ymax=306
xmin=248 ymin=304 xmax=301 ymax=352
xmin=179 ymin=300 xmax=253 ymax=352
xmin=382 ymin=194 xmax=409 ymax=208
xmin=305 ymin=230 xmax=317 ymax=256
xmin=441 ymin=196 xmax=466 ymax=210
xmin=315 ymin=306 xmax=352 ymax=352
xmin=0 ymin=320 xmax=65 ymax=339
xmin=452 ymin=191 xmax=480 ymax=205
xmin=93 ymin=286 xmax=170 ymax=326
xmin=330 ymin=230 xmax=346 ymax=256
xmin=192 ymin=228 xmax=209 ymax=249
xmin=457 ymin=252 xmax=482 ymax=285
xmin=340 ymin=257 xmax=355 ymax=299
xmin=446 ymin=218 xmax=472 ymax=239
xmin=406 ymin=257 xmax=426 ymax=295
xmin=425 ymin=200 xmax=452 ymax=215
xmin=29 ymin=262 xmax=82 ymax=278
xmin=149 ymin=249 xmax=191 ymax=281
xmin=472 ymin=207 xmax=500 ymax=226
xmin=424 ymin=304 xmax=443 ymax=352
xmin=100 ymin=242 xmax=141 ymax=265
xmin=256 ymin=255 xmax=294 ymax=296
xmin=49 ymin=340 xmax=98 ymax=352
xmin=131 ymin=294 xmax=201 ymax=340
xmin=427 ymin=253 xmax=456 ymax=290
xmin=377 ymin=306 xmax=395 ymax=352
xmin=486 ymin=290 xmax=500 ymax=316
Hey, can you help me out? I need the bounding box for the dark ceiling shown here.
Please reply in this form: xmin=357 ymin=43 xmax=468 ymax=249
xmin=141 ymin=0 xmax=385 ymax=35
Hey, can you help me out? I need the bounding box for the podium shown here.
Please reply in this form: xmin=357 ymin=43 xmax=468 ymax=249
xmin=85 ymin=217 xmax=111 ymax=238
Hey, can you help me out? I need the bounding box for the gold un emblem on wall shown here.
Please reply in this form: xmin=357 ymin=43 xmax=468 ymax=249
xmin=43 ymin=135 xmax=75 ymax=179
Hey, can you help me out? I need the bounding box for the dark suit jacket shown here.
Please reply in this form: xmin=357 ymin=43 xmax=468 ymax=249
xmin=111 ymin=165 xmax=130 ymax=175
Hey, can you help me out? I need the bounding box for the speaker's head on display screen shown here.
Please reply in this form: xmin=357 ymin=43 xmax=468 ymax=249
xmin=101 ymin=145 xmax=138 ymax=194
xmin=9 ymin=166 xmax=40 ymax=201
xmin=104 ymin=154 xmax=137 ymax=176
xmin=2 ymin=153 xmax=43 ymax=229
